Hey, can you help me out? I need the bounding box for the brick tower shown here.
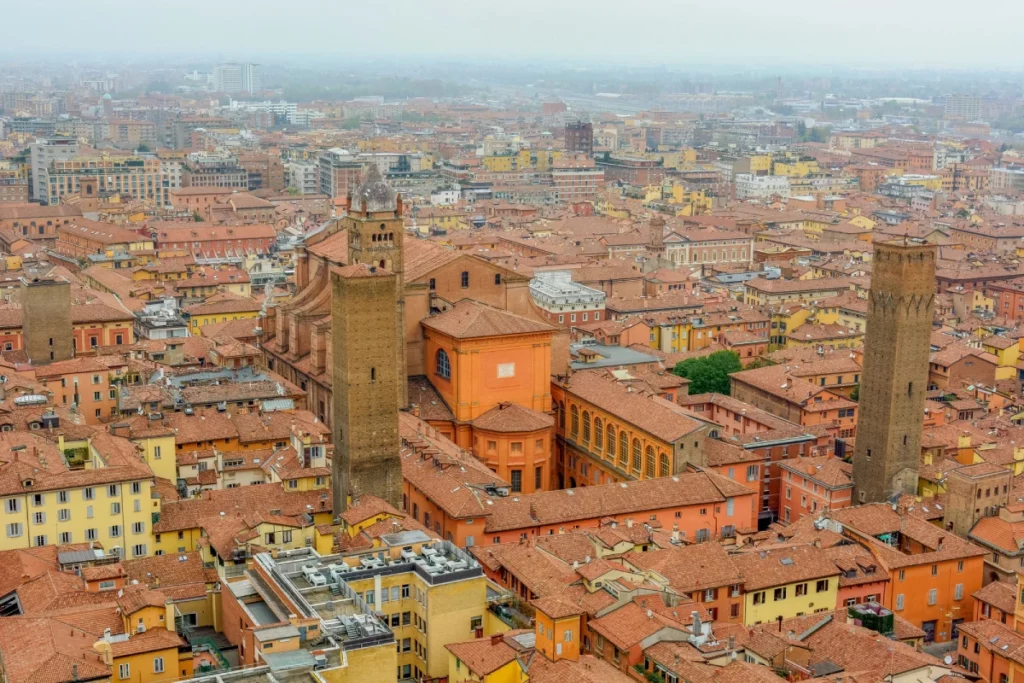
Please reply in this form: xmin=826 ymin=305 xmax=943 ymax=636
xmin=852 ymin=239 xmax=936 ymax=504
xmin=331 ymin=165 xmax=405 ymax=514
xmin=21 ymin=277 xmax=73 ymax=364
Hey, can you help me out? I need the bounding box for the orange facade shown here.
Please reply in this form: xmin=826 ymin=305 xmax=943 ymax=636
xmin=421 ymin=317 xmax=554 ymax=494
xmin=886 ymin=557 xmax=984 ymax=643
xmin=36 ymin=359 xmax=118 ymax=423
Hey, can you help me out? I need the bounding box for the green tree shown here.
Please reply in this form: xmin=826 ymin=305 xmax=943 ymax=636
xmin=341 ymin=117 xmax=362 ymax=130
xmin=135 ymin=143 xmax=150 ymax=153
xmin=744 ymin=356 xmax=777 ymax=370
xmin=192 ymin=210 xmax=203 ymax=222
xmin=673 ymin=350 xmax=743 ymax=395
xmin=850 ymin=384 xmax=859 ymax=401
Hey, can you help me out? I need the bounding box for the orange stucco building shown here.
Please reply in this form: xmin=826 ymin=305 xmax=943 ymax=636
xmin=417 ymin=299 xmax=556 ymax=493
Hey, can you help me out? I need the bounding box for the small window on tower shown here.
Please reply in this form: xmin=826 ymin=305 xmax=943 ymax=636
xmin=370 ymin=368 xmax=376 ymax=382
xmin=461 ymin=271 xmax=469 ymax=288
xmin=494 ymin=274 xmax=501 ymax=285
xmin=908 ymin=381 xmax=913 ymax=396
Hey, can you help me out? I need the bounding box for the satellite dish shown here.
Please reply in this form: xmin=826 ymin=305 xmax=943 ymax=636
xmin=943 ymin=655 xmax=953 ymax=665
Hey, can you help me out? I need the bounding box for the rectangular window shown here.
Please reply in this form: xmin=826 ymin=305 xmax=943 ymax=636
xmin=153 ymin=658 xmax=164 ymax=674
xmin=6 ymin=523 xmax=21 ymax=537
xmin=773 ymin=587 xmax=786 ymax=601
xmin=816 ymin=579 xmax=829 ymax=593
xmin=83 ymin=488 xmax=94 ymax=500
xmin=955 ymin=584 xmax=963 ymax=600
xmin=795 ymin=583 xmax=807 ymax=596
xmin=111 ymin=503 xmax=121 ymax=515
xmin=58 ymin=509 xmax=70 ymax=522
xmin=86 ymin=528 xmax=97 ymax=541
xmin=5 ymin=499 xmax=19 ymax=513
xmin=57 ymin=491 xmax=68 ymax=504
xmin=110 ymin=525 xmax=121 ymax=538
xmin=928 ymin=589 xmax=937 ymax=605
xmin=896 ymin=593 xmax=904 ymax=610
xmin=132 ymin=544 xmax=146 ymax=557
xmin=33 ymin=512 xmax=45 ymax=525
xmin=34 ymin=535 xmax=47 ymax=547
xmin=510 ymin=470 xmax=522 ymax=493
xmin=132 ymin=522 xmax=145 ymax=534
xmin=59 ymin=532 xmax=72 ymax=544
xmin=119 ymin=664 xmax=130 ymax=680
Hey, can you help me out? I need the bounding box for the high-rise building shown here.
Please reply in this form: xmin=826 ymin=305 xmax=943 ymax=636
xmin=214 ymin=63 xmax=261 ymax=94
xmin=242 ymin=63 xmax=262 ymax=94
xmin=213 ymin=64 xmax=243 ymax=93
xmin=29 ymin=136 xmax=79 ymax=202
xmin=331 ymin=165 xmax=406 ymax=514
xmin=565 ymin=121 xmax=594 ymax=156
xmin=944 ymin=95 xmax=982 ymax=120
xmin=852 ymin=239 xmax=937 ymax=504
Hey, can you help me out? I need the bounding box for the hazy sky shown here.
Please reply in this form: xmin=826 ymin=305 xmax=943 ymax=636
xmin=5 ymin=0 xmax=1024 ymax=68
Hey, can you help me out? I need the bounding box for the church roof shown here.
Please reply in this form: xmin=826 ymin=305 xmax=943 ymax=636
xmin=421 ymin=299 xmax=554 ymax=339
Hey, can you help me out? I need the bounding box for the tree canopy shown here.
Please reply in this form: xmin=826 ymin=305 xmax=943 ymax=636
xmin=672 ymin=350 xmax=743 ymax=395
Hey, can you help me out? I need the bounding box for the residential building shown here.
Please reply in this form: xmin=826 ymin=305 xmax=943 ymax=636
xmin=29 ymin=136 xmax=79 ymax=202
xmin=777 ymin=455 xmax=853 ymax=524
xmin=731 ymin=545 xmax=840 ymax=625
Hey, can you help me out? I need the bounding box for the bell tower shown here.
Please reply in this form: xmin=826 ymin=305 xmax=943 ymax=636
xmin=346 ymin=163 xmax=404 ymax=276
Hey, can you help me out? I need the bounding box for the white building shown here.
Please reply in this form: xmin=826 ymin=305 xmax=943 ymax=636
xmin=734 ymin=173 xmax=791 ymax=200
xmin=214 ymin=64 xmax=261 ymax=94
xmin=430 ymin=186 xmax=460 ymax=206
xmin=29 ymin=137 xmax=79 ymax=202
xmin=529 ymin=271 xmax=606 ymax=326
xmin=288 ymin=162 xmax=319 ymax=195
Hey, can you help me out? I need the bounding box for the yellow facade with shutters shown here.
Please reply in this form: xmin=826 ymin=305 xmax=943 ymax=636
xmin=742 ymin=575 xmax=840 ymax=626
xmin=0 ymin=475 xmax=155 ymax=557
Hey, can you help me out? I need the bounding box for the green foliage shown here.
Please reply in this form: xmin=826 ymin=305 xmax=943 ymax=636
xmin=850 ymin=384 xmax=859 ymax=401
xmin=192 ymin=210 xmax=203 ymax=222
xmin=744 ymin=356 xmax=777 ymax=370
xmin=956 ymin=208 xmax=971 ymax=218
xmin=673 ymin=350 xmax=743 ymax=395
xmin=341 ymin=117 xmax=362 ymax=130
xmin=135 ymin=143 xmax=150 ymax=153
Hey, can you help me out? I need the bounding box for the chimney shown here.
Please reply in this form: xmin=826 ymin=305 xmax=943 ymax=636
xmin=490 ymin=633 xmax=503 ymax=646
xmin=691 ymin=611 xmax=701 ymax=636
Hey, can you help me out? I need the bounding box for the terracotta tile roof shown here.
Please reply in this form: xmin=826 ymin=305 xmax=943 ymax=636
xmin=973 ymin=579 xmax=1016 ymax=615
xmin=0 ymin=616 xmax=112 ymax=683
xmin=445 ymin=636 xmax=518 ymax=676
xmin=108 ymin=627 xmax=186 ymax=657
xmin=483 ymin=471 xmax=751 ymax=533
xmin=403 ymin=239 xmax=463 ymax=282
xmin=526 ymin=654 xmax=637 ymax=683
xmin=833 ymin=504 xmax=987 ymax=569
xmin=777 ymin=456 xmax=853 ymax=490
xmin=184 ymin=292 xmax=261 ymax=316
xmin=422 ymin=299 xmax=554 ymax=339
xmin=625 ymin=543 xmax=741 ymax=593
xmin=588 ymin=599 xmax=687 ymax=650
xmin=407 ymin=376 xmax=455 ymax=422
xmin=472 ymin=402 xmax=554 ymax=433
xmin=969 ymin=515 xmax=1024 ymax=554
xmin=339 ymin=494 xmax=402 ymax=526
xmin=122 ymin=551 xmax=210 ymax=592
xmin=556 ymin=370 xmax=705 ymax=443
xmin=731 ymin=545 xmax=841 ymax=591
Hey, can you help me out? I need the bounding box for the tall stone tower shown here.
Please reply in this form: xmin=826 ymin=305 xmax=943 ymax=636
xmin=21 ymin=277 xmax=73 ymax=364
xmin=344 ymin=163 xmax=407 ymax=409
xmin=852 ymin=239 xmax=936 ymax=504
xmin=331 ymin=165 xmax=405 ymax=515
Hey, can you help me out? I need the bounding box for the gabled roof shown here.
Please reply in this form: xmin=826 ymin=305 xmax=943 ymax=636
xmin=422 ymin=299 xmax=554 ymax=339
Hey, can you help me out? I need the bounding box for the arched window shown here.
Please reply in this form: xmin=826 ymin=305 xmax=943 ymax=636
xmin=570 ymin=405 xmax=579 ymax=437
xmin=436 ymin=349 xmax=451 ymax=380
xmin=632 ymin=439 xmax=642 ymax=472
xmin=594 ymin=418 xmax=603 ymax=450
xmin=659 ymin=453 xmax=670 ymax=477
xmin=645 ymin=446 xmax=655 ymax=477
xmin=558 ymin=401 xmax=565 ymax=428
xmin=619 ymin=432 xmax=629 ymax=468
xmin=582 ymin=411 xmax=591 ymax=443
xmin=606 ymin=425 xmax=616 ymax=458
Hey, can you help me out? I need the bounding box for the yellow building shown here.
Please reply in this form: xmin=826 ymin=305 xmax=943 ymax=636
xmin=981 ymin=335 xmax=1019 ymax=381
xmin=772 ymin=158 xmax=820 ymax=178
xmin=732 ymin=547 xmax=840 ymax=626
xmin=0 ymin=432 xmax=156 ymax=557
xmin=232 ymin=540 xmax=494 ymax=683
xmin=748 ymin=155 xmax=772 ymax=175
xmin=184 ymin=293 xmax=261 ymax=330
